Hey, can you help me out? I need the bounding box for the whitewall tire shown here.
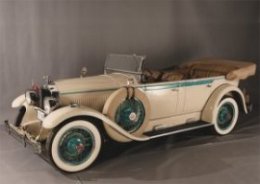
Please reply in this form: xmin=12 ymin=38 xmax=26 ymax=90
xmin=49 ymin=120 xmax=102 ymax=172
xmin=214 ymin=98 xmax=239 ymax=135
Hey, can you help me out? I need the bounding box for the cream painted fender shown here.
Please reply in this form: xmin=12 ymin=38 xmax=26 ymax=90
xmin=42 ymin=105 xmax=150 ymax=142
xmin=201 ymin=84 xmax=247 ymax=124
xmin=12 ymin=94 xmax=25 ymax=108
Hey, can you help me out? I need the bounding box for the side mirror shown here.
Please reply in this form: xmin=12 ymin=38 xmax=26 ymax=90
xmin=80 ymin=67 xmax=88 ymax=78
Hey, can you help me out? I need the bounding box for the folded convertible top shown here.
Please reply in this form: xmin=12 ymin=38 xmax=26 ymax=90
xmin=181 ymin=58 xmax=256 ymax=80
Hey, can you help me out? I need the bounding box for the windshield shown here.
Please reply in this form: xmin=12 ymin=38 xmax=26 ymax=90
xmin=104 ymin=54 xmax=145 ymax=75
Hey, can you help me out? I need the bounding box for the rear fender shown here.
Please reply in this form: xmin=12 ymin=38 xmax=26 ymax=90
xmin=201 ymin=84 xmax=247 ymax=124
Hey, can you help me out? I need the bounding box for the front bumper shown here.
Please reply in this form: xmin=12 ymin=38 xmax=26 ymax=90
xmin=4 ymin=120 xmax=42 ymax=154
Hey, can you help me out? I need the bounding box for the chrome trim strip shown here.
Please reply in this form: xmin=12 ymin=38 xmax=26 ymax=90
xmin=148 ymin=123 xmax=213 ymax=140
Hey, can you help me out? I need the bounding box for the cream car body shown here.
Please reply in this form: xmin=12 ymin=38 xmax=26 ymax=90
xmin=8 ymin=54 xmax=256 ymax=172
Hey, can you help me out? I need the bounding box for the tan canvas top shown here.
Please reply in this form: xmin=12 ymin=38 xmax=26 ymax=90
xmin=181 ymin=58 xmax=256 ymax=80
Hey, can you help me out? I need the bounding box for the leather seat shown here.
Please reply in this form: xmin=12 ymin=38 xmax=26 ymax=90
xmin=161 ymin=71 xmax=184 ymax=82
xmin=142 ymin=69 xmax=185 ymax=83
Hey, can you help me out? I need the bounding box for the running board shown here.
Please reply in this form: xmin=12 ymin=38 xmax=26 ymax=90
xmin=145 ymin=122 xmax=213 ymax=140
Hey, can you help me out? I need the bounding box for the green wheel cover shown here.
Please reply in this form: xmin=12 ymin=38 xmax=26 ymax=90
xmin=58 ymin=128 xmax=94 ymax=165
xmin=217 ymin=102 xmax=235 ymax=130
xmin=115 ymin=98 xmax=145 ymax=133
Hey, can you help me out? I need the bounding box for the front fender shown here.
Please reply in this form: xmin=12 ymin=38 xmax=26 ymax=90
xmin=12 ymin=94 xmax=25 ymax=108
xmin=201 ymin=84 xmax=247 ymax=124
xmin=42 ymin=105 xmax=149 ymax=141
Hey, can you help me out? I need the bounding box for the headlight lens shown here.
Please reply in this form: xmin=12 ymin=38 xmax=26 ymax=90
xmin=25 ymin=91 xmax=38 ymax=105
xmin=44 ymin=97 xmax=58 ymax=114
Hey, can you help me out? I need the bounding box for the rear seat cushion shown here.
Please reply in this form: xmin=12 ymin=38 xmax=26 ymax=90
xmin=142 ymin=68 xmax=186 ymax=83
xmin=142 ymin=62 xmax=233 ymax=83
xmin=161 ymin=71 xmax=184 ymax=82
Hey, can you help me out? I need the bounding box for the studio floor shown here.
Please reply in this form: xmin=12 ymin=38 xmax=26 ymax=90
xmin=0 ymin=110 xmax=259 ymax=184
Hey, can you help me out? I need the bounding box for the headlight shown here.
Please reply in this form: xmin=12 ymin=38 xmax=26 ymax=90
xmin=25 ymin=90 xmax=38 ymax=105
xmin=44 ymin=97 xmax=58 ymax=114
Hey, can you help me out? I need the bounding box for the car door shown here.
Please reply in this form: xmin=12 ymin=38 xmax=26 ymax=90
xmin=181 ymin=78 xmax=216 ymax=113
xmin=142 ymin=81 xmax=184 ymax=119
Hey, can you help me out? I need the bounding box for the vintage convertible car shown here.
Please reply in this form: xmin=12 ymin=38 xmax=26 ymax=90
xmin=6 ymin=54 xmax=256 ymax=172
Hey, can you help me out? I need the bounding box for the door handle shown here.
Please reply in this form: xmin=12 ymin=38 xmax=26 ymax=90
xmin=171 ymin=88 xmax=179 ymax=92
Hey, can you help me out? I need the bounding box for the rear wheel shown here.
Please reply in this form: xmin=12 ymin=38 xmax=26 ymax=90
xmin=214 ymin=98 xmax=239 ymax=135
xmin=47 ymin=120 xmax=102 ymax=172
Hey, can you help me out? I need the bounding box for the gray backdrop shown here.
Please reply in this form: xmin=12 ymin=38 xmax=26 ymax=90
xmin=0 ymin=0 xmax=259 ymax=118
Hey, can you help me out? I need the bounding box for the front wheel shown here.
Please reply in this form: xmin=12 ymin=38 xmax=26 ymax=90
xmin=47 ymin=120 xmax=102 ymax=172
xmin=214 ymin=98 xmax=239 ymax=135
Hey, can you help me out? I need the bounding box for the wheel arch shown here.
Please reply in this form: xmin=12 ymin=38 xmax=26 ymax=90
xmin=42 ymin=105 xmax=149 ymax=142
xmin=42 ymin=106 xmax=106 ymax=130
xmin=48 ymin=115 xmax=108 ymax=141
xmin=201 ymin=84 xmax=247 ymax=124
xmin=229 ymin=91 xmax=247 ymax=113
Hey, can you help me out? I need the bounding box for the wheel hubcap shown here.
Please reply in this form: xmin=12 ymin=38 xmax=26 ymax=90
xmin=58 ymin=128 xmax=94 ymax=165
xmin=129 ymin=112 xmax=137 ymax=122
xmin=115 ymin=98 xmax=145 ymax=132
xmin=217 ymin=102 xmax=234 ymax=130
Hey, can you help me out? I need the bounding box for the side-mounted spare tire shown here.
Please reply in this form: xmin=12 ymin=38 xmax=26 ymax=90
xmin=103 ymin=88 xmax=151 ymax=142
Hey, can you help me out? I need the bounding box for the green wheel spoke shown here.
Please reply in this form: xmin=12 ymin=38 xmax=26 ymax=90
xmin=58 ymin=128 xmax=94 ymax=165
xmin=115 ymin=98 xmax=145 ymax=133
xmin=217 ymin=102 xmax=235 ymax=130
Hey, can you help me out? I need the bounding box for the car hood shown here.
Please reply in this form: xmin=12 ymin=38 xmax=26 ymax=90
xmin=54 ymin=73 xmax=130 ymax=95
